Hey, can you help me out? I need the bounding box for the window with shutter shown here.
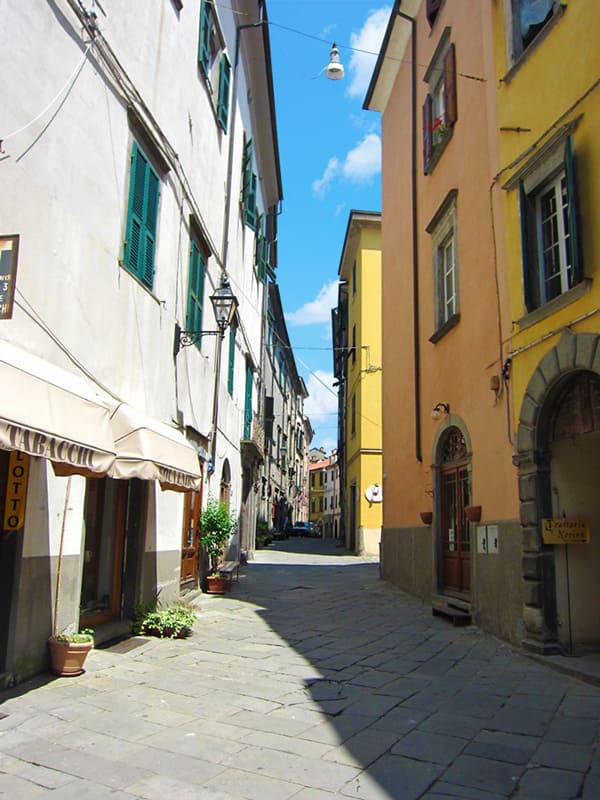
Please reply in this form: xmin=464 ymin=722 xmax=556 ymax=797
xmin=217 ymin=53 xmax=231 ymax=132
xmin=244 ymin=363 xmax=253 ymax=440
xmin=518 ymin=134 xmax=582 ymax=314
xmin=186 ymin=239 xmax=206 ymax=348
xmin=198 ymin=1 xmax=230 ymax=133
xmin=227 ymin=320 xmax=236 ymax=395
xmin=422 ymin=37 xmax=457 ymax=174
xmin=242 ymin=136 xmax=257 ymax=230
xmin=124 ymin=141 xmax=160 ymax=289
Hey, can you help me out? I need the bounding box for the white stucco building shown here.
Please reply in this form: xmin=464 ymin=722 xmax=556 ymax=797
xmin=0 ymin=0 xmax=282 ymax=684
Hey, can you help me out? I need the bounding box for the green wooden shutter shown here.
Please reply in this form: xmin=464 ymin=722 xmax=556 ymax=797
xmin=125 ymin=142 xmax=145 ymax=275
xmin=143 ymin=168 xmax=159 ymax=288
xmin=186 ymin=241 xmax=205 ymax=338
xmin=227 ymin=321 xmax=236 ymax=395
xmin=125 ymin=141 xmax=159 ymax=289
xmin=198 ymin=0 xmax=211 ymax=76
xmin=217 ymin=53 xmax=231 ymax=132
xmin=244 ymin=363 xmax=253 ymax=439
xmin=242 ymin=137 xmax=257 ymax=229
xmin=519 ymin=179 xmax=535 ymax=312
xmin=564 ymin=135 xmax=583 ymax=286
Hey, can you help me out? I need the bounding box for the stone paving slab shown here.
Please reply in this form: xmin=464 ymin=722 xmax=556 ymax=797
xmin=1 ymin=538 xmax=600 ymax=799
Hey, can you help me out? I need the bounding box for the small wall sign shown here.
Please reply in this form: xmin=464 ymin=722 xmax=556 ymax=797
xmin=0 ymin=234 xmax=19 ymax=320
xmin=542 ymin=518 xmax=589 ymax=545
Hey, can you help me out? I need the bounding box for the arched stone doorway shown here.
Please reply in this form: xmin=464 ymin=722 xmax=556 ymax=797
xmin=433 ymin=421 xmax=473 ymax=599
xmin=516 ymin=331 xmax=600 ymax=654
xmin=219 ymin=459 xmax=231 ymax=507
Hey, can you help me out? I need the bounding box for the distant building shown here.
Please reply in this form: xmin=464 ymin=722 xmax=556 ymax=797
xmin=332 ymin=211 xmax=382 ymax=555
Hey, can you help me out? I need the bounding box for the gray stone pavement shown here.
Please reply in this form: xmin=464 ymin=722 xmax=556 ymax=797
xmin=1 ymin=537 xmax=600 ymax=799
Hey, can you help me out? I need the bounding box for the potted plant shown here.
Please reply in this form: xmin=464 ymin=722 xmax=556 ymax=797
xmin=199 ymin=496 xmax=237 ymax=593
xmin=48 ymin=628 xmax=94 ymax=677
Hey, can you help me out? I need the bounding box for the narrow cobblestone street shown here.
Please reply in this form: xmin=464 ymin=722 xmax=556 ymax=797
xmin=1 ymin=538 xmax=599 ymax=799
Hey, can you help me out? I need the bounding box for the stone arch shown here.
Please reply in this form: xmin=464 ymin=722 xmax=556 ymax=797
xmin=516 ymin=331 xmax=600 ymax=653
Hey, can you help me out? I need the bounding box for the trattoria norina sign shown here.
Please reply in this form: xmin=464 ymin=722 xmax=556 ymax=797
xmin=542 ymin=518 xmax=590 ymax=545
xmin=0 ymin=423 xmax=114 ymax=473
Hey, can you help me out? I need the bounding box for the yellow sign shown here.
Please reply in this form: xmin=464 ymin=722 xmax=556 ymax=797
xmin=3 ymin=450 xmax=30 ymax=530
xmin=542 ymin=518 xmax=589 ymax=545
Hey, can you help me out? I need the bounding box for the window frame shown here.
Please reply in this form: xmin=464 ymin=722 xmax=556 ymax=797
xmin=428 ymin=192 xmax=460 ymax=340
xmin=422 ymin=31 xmax=457 ymax=175
xmin=505 ymin=0 xmax=563 ymax=67
xmin=242 ymin=135 xmax=257 ymax=230
xmin=198 ymin=1 xmax=231 ymax=133
xmin=185 ymin=237 xmax=207 ymax=350
xmin=518 ymin=134 xmax=583 ymax=315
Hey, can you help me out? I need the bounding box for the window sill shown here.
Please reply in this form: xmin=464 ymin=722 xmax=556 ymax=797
xmin=425 ymin=128 xmax=454 ymax=175
xmin=517 ymin=279 xmax=592 ymax=331
xmin=429 ymin=312 xmax=460 ymax=344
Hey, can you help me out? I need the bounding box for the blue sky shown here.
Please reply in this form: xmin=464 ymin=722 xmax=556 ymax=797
xmin=266 ymin=1 xmax=391 ymax=453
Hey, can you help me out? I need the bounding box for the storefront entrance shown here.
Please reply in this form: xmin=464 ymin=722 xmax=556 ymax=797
xmin=80 ymin=477 xmax=146 ymax=629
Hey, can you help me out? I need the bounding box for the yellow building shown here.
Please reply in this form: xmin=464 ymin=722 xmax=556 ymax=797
xmin=333 ymin=212 xmax=382 ymax=555
xmin=492 ymin=0 xmax=600 ymax=653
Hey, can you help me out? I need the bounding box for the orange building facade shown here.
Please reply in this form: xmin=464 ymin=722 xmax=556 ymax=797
xmin=365 ymin=0 xmax=523 ymax=641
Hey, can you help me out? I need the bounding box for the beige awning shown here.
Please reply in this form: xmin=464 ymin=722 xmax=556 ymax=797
xmin=0 ymin=341 xmax=116 ymax=474
xmin=108 ymin=402 xmax=201 ymax=491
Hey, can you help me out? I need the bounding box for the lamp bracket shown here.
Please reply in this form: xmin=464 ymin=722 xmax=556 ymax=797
xmin=174 ymin=322 xmax=221 ymax=356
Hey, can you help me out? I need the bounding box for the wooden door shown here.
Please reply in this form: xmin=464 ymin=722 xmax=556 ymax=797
xmin=440 ymin=464 xmax=470 ymax=596
xmin=80 ymin=478 xmax=127 ymax=627
xmin=180 ymin=490 xmax=202 ymax=590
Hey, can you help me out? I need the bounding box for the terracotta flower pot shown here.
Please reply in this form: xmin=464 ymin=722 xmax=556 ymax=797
xmin=206 ymin=574 xmax=227 ymax=594
xmin=464 ymin=505 xmax=482 ymax=522
xmin=48 ymin=636 xmax=93 ymax=677
xmin=420 ymin=511 xmax=433 ymax=525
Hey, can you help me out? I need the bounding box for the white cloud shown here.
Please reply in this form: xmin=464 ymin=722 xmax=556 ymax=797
xmin=312 ymin=133 xmax=381 ymax=196
xmin=342 ymin=133 xmax=381 ymax=182
xmin=312 ymin=157 xmax=340 ymax=196
xmin=286 ymin=280 xmax=339 ymax=326
xmin=347 ymin=7 xmax=392 ymax=99
xmin=304 ymin=371 xmax=338 ymax=433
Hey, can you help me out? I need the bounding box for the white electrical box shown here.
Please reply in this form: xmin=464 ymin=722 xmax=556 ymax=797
xmin=476 ymin=526 xmax=488 ymax=554
xmin=487 ymin=525 xmax=499 ymax=554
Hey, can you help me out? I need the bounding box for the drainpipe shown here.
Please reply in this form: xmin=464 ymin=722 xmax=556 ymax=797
xmin=397 ymin=7 xmax=421 ymax=463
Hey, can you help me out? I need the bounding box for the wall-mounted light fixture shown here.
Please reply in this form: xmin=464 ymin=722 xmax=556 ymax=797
xmin=431 ymin=402 xmax=450 ymax=420
xmin=326 ymin=43 xmax=344 ymax=80
xmin=174 ymin=274 xmax=238 ymax=355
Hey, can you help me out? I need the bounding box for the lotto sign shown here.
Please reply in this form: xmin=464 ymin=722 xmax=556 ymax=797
xmin=542 ymin=518 xmax=589 ymax=545
xmin=3 ymin=450 xmax=30 ymax=530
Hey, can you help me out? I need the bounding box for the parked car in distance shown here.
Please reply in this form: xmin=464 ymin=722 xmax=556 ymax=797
xmin=290 ymin=521 xmax=321 ymax=537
